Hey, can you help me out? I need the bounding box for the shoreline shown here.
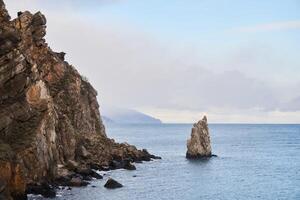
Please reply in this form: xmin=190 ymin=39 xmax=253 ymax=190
xmin=26 ymin=151 xmax=161 ymax=198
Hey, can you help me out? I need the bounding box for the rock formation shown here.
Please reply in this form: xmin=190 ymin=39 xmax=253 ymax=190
xmin=186 ymin=116 xmax=213 ymax=159
xmin=104 ymin=178 xmax=123 ymax=189
xmin=0 ymin=1 xmax=158 ymax=199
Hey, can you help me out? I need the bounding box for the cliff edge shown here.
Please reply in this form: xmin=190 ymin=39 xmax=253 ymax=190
xmin=0 ymin=1 xmax=158 ymax=199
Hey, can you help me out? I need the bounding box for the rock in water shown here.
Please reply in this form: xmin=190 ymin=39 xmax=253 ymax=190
xmin=104 ymin=178 xmax=123 ymax=189
xmin=0 ymin=1 xmax=159 ymax=199
xmin=186 ymin=116 xmax=213 ymax=159
xmin=25 ymin=183 xmax=56 ymax=198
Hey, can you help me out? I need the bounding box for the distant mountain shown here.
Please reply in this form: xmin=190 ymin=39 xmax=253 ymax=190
xmin=102 ymin=116 xmax=115 ymax=124
xmin=101 ymin=107 xmax=162 ymax=124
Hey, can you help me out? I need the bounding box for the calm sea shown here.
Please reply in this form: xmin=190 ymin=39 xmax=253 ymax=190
xmin=29 ymin=124 xmax=300 ymax=200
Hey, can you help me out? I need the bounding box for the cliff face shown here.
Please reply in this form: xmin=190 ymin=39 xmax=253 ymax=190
xmin=0 ymin=1 xmax=156 ymax=199
xmin=186 ymin=116 xmax=212 ymax=159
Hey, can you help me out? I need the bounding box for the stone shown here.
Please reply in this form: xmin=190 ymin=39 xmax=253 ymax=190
xmin=56 ymin=165 xmax=75 ymax=186
xmin=0 ymin=162 xmax=26 ymax=199
xmin=54 ymin=176 xmax=71 ymax=187
xmin=101 ymin=166 xmax=110 ymax=171
xmin=0 ymin=0 xmax=10 ymax=22
xmin=0 ymin=0 xmax=159 ymax=199
xmin=0 ymin=179 xmax=6 ymax=193
xmin=89 ymin=163 xmax=101 ymax=170
xmin=91 ymin=171 xmax=103 ymax=179
xmin=76 ymin=167 xmax=102 ymax=179
xmin=109 ymin=160 xmax=123 ymax=170
xmin=78 ymin=145 xmax=91 ymax=158
xmin=56 ymin=52 xmax=66 ymax=60
xmin=186 ymin=116 xmax=213 ymax=159
xmin=104 ymin=178 xmax=123 ymax=189
xmin=150 ymin=155 xmax=162 ymax=159
xmin=66 ymin=160 xmax=79 ymax=171
xmin=0 ymin=194 xmax=6 ymax=200
xmin=26 ymin=183 xmax=56 ymax=198
xmin=69 ymin=177 xmax=88 ymax=187
xmin=31 ymin=11 xmax=46 ymax=26
xmin=123 ymin=160 xmax=136 ymax=170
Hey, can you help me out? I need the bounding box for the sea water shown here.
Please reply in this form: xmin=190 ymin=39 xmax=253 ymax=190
xmin=29 ymin=124 xmax=300 ymax=200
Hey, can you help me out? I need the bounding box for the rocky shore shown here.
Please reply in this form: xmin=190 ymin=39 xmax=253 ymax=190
xmin=0 ymin=1 xmax=160 ymax=199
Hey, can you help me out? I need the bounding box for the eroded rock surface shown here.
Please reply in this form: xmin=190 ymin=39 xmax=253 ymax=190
xmin=0 ymin=1 xmax=158 ymax=199
xmin=186 ymin=116 xmax=213 ymax=159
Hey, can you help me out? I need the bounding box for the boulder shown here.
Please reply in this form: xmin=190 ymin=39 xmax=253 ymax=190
xmin=104 ymin=178 xmax=123 ymax=189
xmin=69 ymin=177 xmax=88 ymax=187
xmin=123 ymin=160 xmax=136 ymax=170
xmin=76 ymin=167 xmax=103 ymax=179
xmin=26 ymin=182 xmax=56 ymax=198
xmin=66 ymin=160 xmax=79 ymax=171
xmin=109 ymin=160 xmax=123 ymax=170
xmin=100 ymin=166 xmax=110 ymax=171
xmin=90 ymin=171 xmax=103 ymax=179
xmin=186 ymin=116 xmax=213 ymax=159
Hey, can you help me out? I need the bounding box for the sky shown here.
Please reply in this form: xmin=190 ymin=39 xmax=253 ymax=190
xmin=5 ymin=0 xmax=300 ymax=123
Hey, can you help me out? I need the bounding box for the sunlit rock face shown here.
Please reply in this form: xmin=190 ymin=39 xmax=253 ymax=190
xmin=186 ymin=116 xmax=212 ymax=159
xmin=0 ymin=1 xmax=156 ymax=199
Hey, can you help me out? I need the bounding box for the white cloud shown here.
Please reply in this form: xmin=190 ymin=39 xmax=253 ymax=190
xmin=233 ymin=20 xmax=300 ymax=33
xmin=142 ymin=108 xmax=300 ymax=124
xmin=4 ymin=0 xmax=300 ymax=123
xmin=42 ymin=18 xmax=293 ymax=118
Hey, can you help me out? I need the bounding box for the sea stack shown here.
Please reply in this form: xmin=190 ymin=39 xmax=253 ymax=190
xmin=186 ymin=116 xmax=213 ymax=159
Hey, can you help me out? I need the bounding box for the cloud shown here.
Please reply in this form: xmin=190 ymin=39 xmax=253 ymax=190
xmin=280 ymin=96 xmax=300 ymax=112
xmin=4 ymin=0 xmax=122 ymax=18
xmin=142 ymin=108 xmax=300 ymax=124
xmin=233 ymin=20 xmax=300 ymax=33
xmin=4 ymin=0 xmax=300 ymax=123
xmin=40 ymin=16 xmax=281 ymax=112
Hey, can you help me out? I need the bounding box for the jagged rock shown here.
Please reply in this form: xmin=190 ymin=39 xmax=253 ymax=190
xmin=0 ymin=179 xmax=6 ymax=193
xmin=90 ymin=171 xmax=103 ymax=179
xmin=55 ymin=52 xmax=66 ymax=61
xmin=104 ymin=178 xmax=123 ymax=189
xmin=26 ymin=183 xmax=56 ymax=198
xmin=66 ymin=160 xmax=79 ymax=171
xmin=0 ymin=161 xmax=26 ymax=200
xmin=186 ymin=116 xmax=213 ymax=159
xmin=31 ymin=12 xmax=46 ymax=26
xmin=123 ymin=159 xmax=136 ymax=170
xmin=78 ymin=145 xmax=91 ymax=158
xmin=0 ymin=0 xmax=9 ymax=22
xmin=100 ymin=166 xmax=110 ymax=171
xmin=109 ymin=160 xmax=123 ymax=170
xmin=76 ymin=167 xmax=102 ymax=179
xmin=57 ymin=165 xmax=71 ymax=176
xmin=0 ymin=1 xmax=159 ymax=199
xmin=69 ymin=177 xmax=88 ymax=187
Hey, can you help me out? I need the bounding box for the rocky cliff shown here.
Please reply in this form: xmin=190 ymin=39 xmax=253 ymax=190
xmin=186 ymin=116 xmax=213 ymax=159
xmin=0 ymin=1 xmax=158 ymax=199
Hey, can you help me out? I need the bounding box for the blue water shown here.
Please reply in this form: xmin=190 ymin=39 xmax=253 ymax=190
xmin=30 ymin=124 xmax=300 ymax=200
